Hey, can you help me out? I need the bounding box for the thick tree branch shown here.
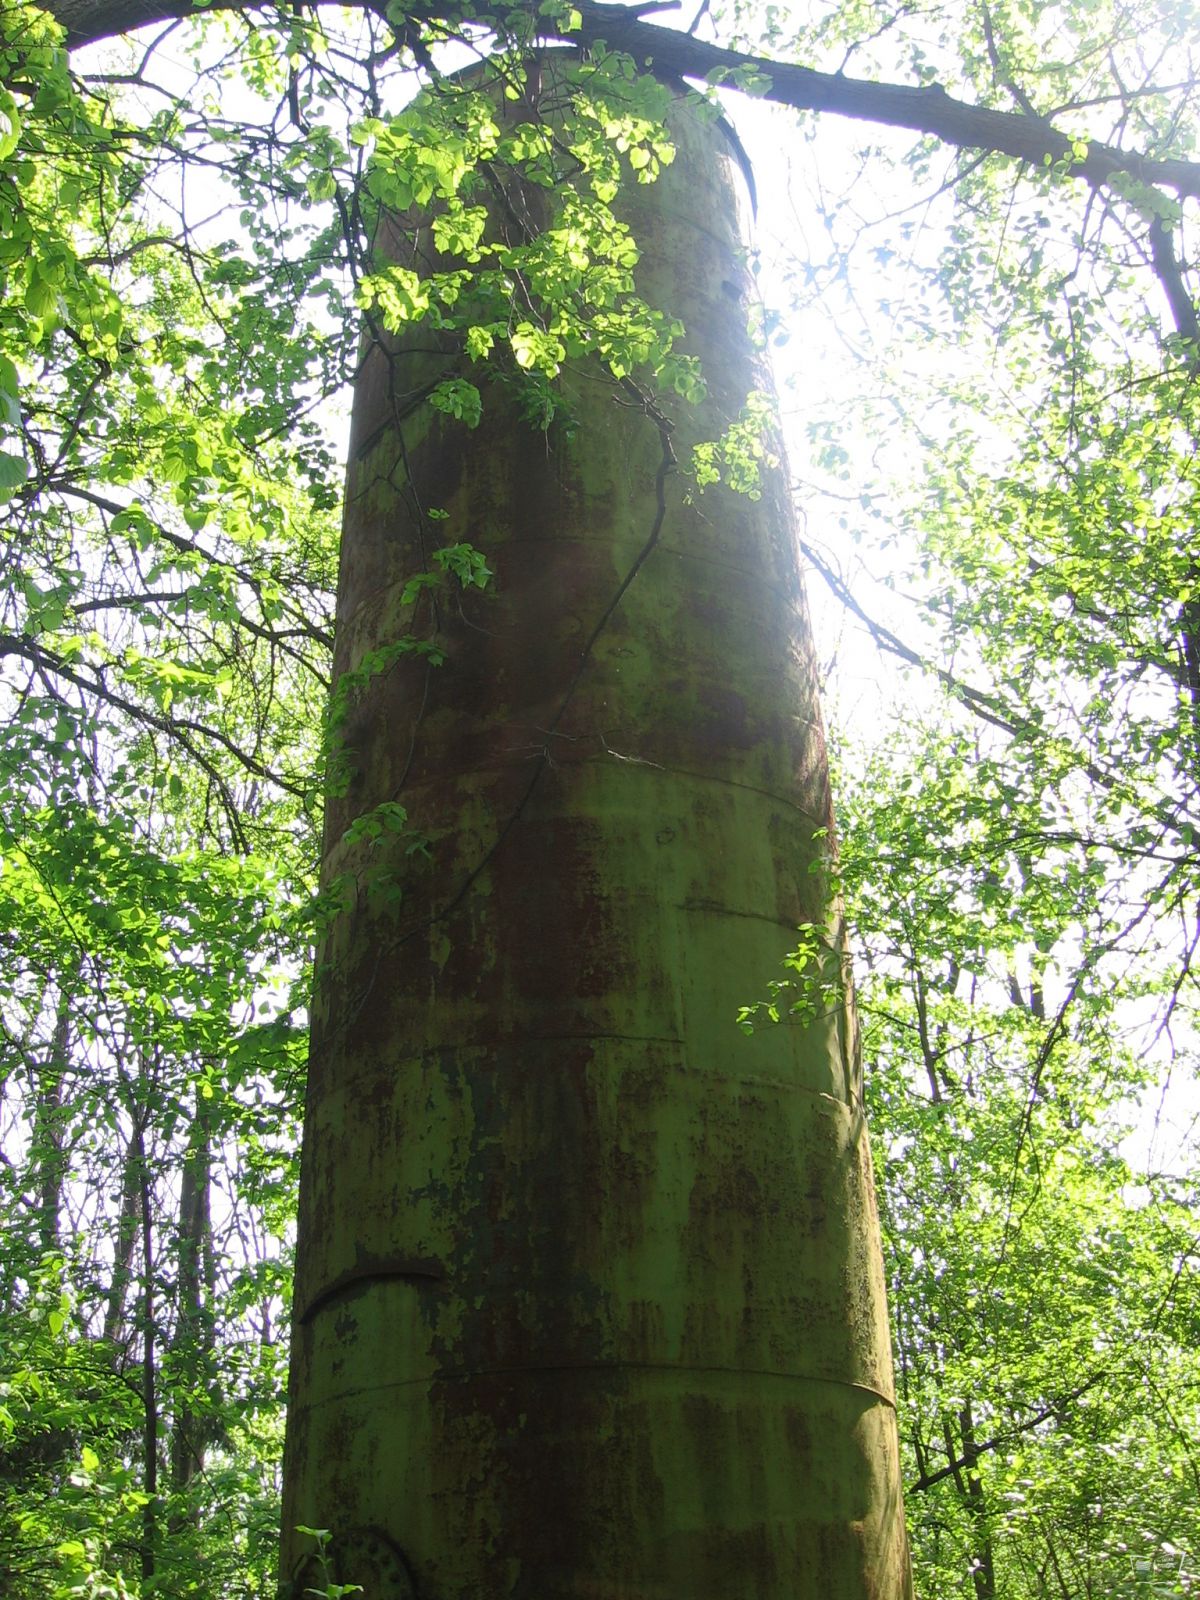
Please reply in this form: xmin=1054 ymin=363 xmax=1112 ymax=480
xmin=46 ymin=0 xmax=1200 ymax=203
xmin=1147 ymin=213 xmax=1200 ymax=356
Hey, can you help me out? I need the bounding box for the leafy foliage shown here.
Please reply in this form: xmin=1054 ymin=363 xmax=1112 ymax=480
xmin=1 ymin=0 xmax=1198 ymax=1592
xmin=723 ymin=0 xmax=1199 ymax=1589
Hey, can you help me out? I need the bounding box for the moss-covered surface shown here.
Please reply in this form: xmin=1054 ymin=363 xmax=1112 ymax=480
xmin=282 ymin=64 xmax=912 ymax=1600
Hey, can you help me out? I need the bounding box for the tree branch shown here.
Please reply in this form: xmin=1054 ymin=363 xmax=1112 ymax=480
xmin=909 ymin=1373 xmax=1104 ymax=1493
xmin=44 ymin=0 xmax=1200 ymax=203
xmin=0 ymin=631 xmax=311 ymax=803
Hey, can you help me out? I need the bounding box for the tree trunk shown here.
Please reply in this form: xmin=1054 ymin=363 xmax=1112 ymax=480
xmin=169 ymin=1098 xmax=216 ymax=1515
xmin=103 ymin=1126 xmax=143 ymax=1356
xmin=135 ymin=1111 xmax=158 ymax=1587
xmin=32 ymin=984 xmax=72 ymax=1259
xmin=958 ymin=1401 xmax=997 ymax=1600
xmin=281 ymin=70 xmax=911 ymax=1600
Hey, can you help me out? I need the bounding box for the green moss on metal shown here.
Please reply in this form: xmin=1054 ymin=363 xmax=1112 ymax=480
xmin=281 ymin=59 xmax=912 ymax=1600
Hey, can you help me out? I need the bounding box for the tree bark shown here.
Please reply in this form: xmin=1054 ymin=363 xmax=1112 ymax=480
xmin=103 ymin=1126 xmax=144 ymax=1355
xmin=958 ymin=1401 xmax=997 ymax=1600
xmin=169 ymin=1099 xmax=216 ymax=1513
xmin=135 ymin=1111 xmax=159 ymax=1588
xmin=31 ymin=987 xmax=72 ymax=1259
xmin=281 ymin=66 xmax=911 ymax=1600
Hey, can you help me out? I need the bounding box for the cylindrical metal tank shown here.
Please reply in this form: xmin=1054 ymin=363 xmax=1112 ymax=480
xmin=281 ymin=52 xmax=911 ymax=1600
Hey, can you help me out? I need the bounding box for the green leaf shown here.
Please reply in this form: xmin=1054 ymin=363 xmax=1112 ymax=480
xmin=0 ymin=354 xmax=21 ymax=427
xmin=0 ymin=89 xmax=21 ymax=162
xmin=160 ymin=449 xmax=189 ymax=484
xmin=306 ymin=170 xmax=338 ymax=203
xmin=0 ymin=450 xmax=26 ymax=498
xmin=428 ymin=377 xmax=482 ymax=428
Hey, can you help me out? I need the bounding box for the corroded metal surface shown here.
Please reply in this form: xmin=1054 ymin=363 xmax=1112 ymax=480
xmin=281 ymin=60 xmax=912 ymax=1600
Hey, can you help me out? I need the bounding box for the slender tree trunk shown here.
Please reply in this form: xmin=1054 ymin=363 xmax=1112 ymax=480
xmin=169 ymin=1099 xmax=215 ymax=1516
xmin=959 ymin=1400 xmax=997 ymax=1600
xmin=103 ymin=1127 xmax=143 ymax=1355
xmin=135 ymin=1113 xmax=158 ymax=1587
xmin=282 ymin=67 xmax=911 ymax=1600
xmin=32 ymin=985 xmax=72 ymax=1258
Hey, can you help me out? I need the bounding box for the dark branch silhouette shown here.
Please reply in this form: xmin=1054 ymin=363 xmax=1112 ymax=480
xmin=45 ymin=0 xmax=1200 ymax=203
